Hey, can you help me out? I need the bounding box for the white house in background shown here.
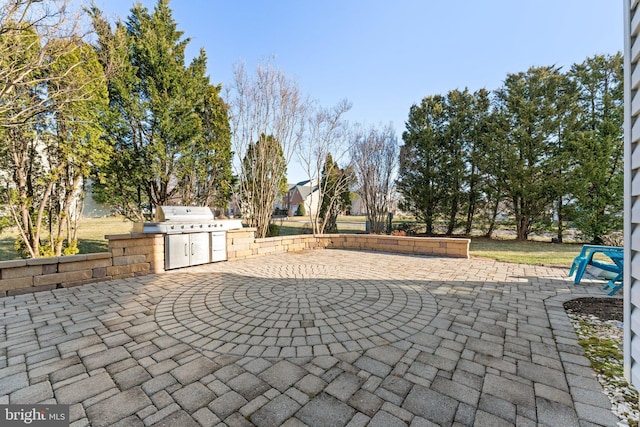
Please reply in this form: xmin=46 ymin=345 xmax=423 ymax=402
xmin=282 ymin=179 xmax=320 ymax=216
xmin=81 ymin=179 xmax=113 ymax=218
xmin=624 ymin=0 xmax=639 ymax=388
xmin=349 ymin=193 xmax=365 ymax=215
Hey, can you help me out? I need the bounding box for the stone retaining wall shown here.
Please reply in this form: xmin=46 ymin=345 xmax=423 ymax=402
xmin=226 ymin=228 xmax=469 ymax=261
xmin=226 ymin=229 xmax=329 ymax=260
xmin=0 ymin=233 xmax=163 ymax=297
xmin=325 ymin=234 xmax=469 ymax=257
xmin=0 ymin=230 xmax=469 ymax=296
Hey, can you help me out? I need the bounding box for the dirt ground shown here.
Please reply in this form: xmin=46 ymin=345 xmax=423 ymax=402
xmin=564 ymin=297 xmax=623 ymax=322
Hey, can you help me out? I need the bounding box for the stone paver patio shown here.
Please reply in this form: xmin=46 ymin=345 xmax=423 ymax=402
xmin=0 ymin=249 xmax=620 ymax=426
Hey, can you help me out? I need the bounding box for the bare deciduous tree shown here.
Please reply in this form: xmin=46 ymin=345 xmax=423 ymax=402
xmin=228 ymin=61 xmax=308 ymax=238
xmin=350 ymin=123 xmax=399 ymax=234
xmin=0 ymin=0 xmax=86 ymax=128
xmin=296 ymin=99 xmax=352 ymax=234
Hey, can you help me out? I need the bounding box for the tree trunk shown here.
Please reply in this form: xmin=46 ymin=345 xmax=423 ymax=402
xmin=33 ymin=180 xmax=55 ymax=257
xmin=465 ymin=177 xmax=476 ymax=236
xmin=484 ymin=197 xmax=499 ymax=238
xmin=425 ymin=209 xmax=434 ymax=235
xmin=556 ymin=197 xmax=564 ymax=243
xmin=516 ymin=216 xmax=529 ymax=240
xmin=592 ymin=207 xmax=607 ymax=244
xmin=446 ymin=194 xmax=458 ymax=235
xmin=55 ymin=175 xmax=82 ymax=256
xmin=513 ymin=197 xmax=529 ymax=241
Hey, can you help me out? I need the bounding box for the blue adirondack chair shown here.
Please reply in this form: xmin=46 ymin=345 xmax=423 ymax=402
xmin=600 ymin=250 xmax=624 ymax=295
xmin=568 ymin=245 xmax=624 ymax=295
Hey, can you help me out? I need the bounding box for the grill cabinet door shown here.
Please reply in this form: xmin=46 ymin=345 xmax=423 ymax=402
xmin=165 ymin=234 xmax=190 ymax=269
xmin=189 ymin=232 xmax=210 ymax=266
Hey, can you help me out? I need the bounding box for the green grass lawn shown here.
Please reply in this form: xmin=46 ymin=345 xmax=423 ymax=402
xmin=272 ymin=216 xmax=367 ymax=236
xmin=74 ymin=217 xmax=134 ymax=254
xmin=0 ymin=216 xmax=593 ymax=267
xmin=0 ymin=217 xmax=134 ymax=261
xmin=469 ymin=237 xmax=583 ymax=266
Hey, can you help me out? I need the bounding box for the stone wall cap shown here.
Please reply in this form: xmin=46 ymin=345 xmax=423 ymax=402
xmin=58 ymin=254 xmax=88 ymax=263
xmin=0 ymin=259 xmax=27 ymax=269
xmin=106 ymin=232 xmax=165 ymax=239
xmin=105 ymin=233 xmax=135 ymax=240
xmin=256 ymin=236 xmax=296 ymax=242
xmin=355 ymin=234 xmax=470 ymax=243
xmin=299 ymin=233 xmax=470 ymax=243
xmin=26 ymin=257 xmax=59 ymax=266
xmin=86 ymin=252 xmax=112 ymax=260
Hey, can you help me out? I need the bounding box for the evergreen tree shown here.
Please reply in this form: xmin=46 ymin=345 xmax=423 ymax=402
xmin=319 ymin=153 xmax=352 ymax=233
xmin=465 ymin=89 xmax=492 ymax=235
xmin=442 ymin=89 xmax=475 ymax=235
xmin=546 ymin=72 xmax=581 ymax=243
xmin=89 ymin=1 xmax=232 ymax=220
xmin=398 ymin=89 xmax=492 ymax=236
xmin=569 ymin=53 xmax=623 ymax=244
xmin=177 ymin=53 xmax=233 ymax=207
xmin=489 ymin=66 xmax=567 ymax=240
xmin=398 ymin=55 xmax=623 ymax=242
xmin=88 ymin=6 xmax=147 ymax=219
xmin=398 ymin=95 xmax=447 ymax=234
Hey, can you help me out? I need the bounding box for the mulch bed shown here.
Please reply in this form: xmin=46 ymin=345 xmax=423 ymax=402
xmin=564 ymin=297 xmax=623 ymax=322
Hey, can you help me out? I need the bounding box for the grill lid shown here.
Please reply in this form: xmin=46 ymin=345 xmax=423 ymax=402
xmin=155 ymin=206 xmax=214 ymax=222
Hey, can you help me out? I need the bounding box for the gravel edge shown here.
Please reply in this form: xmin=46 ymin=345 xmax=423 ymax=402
xmin=566 ymin=311 xmax=639 ymax=427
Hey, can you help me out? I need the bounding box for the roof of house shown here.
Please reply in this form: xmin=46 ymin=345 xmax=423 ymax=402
xmin=297 ymin=185 xmax=317 ymax=199
xmin=288 ymin=180 xmax=319 ymax=204
xmin=287 ymin=179 xmax=313 ymax=191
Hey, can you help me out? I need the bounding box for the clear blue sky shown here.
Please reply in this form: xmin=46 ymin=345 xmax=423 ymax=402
xmin=92 ymin=0 xmax=623 ymax=181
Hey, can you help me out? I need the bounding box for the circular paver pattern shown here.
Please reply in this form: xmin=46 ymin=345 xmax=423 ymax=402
xmin=155 ymin=264 xmax=438 ymax=358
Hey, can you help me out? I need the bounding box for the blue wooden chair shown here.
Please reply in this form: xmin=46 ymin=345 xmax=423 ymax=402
xmin=569 ymin=245 xmax=623 ymax=294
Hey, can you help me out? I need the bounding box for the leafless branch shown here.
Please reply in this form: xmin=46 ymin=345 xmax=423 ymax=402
xmin=0 ymin=0 xmax=89 ymax=129
xmin=350 ymin=123 xmax=399 ymax=234
xmin=227 ymin=60 xmax=309 ymax=238
xmin=296 ymin=99 xmax=352 ymax=234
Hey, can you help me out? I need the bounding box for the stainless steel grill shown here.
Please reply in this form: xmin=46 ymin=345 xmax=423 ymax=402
xmin=136 ymin=206 xmax=242 ymax=234
xmin=134 ymin=206 xmax=243 ymax=269
xmin=156 ymin=205 xmax=214 ymax=222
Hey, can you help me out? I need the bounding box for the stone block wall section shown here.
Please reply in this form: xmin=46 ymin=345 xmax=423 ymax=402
xmin=0 ymin=233 xmax=164 ymax=297
xmin=0 ymin=253 xmax=112 ymax=297
xmin=0 ymin=229 xmax=468 ymax=296
xmin=106 ymin=233 xmax=165 ymax=276
xmin=225 ymin=228 xmax=470 ymax=261
xmin=326 ymin=234 xmax=470 ymax=258
xmin=225 ymin=228 xmax=329 ymax=260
